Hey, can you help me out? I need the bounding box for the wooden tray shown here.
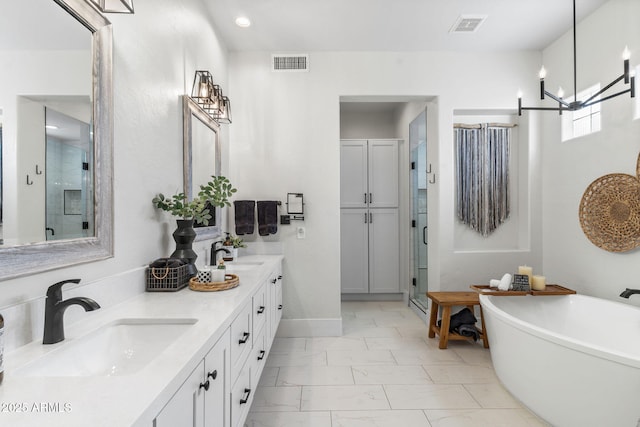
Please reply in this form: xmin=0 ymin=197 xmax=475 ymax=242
xmin=189 ymin=274 xmax=239 ymax=292
xmin=470 ymin=284 xmax=575 ymax=296
xmin=470 ymin=285 xmax=528 ymax=296
xmin=530 ymin=284 xmax=576 ymax=295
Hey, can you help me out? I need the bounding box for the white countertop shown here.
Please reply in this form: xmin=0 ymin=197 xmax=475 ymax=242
xmin=0 ymin=255 xmax=283 ymax=427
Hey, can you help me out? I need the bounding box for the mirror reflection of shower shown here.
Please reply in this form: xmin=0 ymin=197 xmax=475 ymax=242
xmin=45 ymin=107 xmax=93 ymax=241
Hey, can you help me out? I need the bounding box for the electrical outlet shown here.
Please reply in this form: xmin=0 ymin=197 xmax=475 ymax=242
xmin=296 ymin=226 xmax=306 ymax=239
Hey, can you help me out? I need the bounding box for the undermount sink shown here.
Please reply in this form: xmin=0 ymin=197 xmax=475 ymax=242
xmin=224 ymin=261 xmax=264 ymax=272
xmin=15 ymin=318 xmax=197 ymax=377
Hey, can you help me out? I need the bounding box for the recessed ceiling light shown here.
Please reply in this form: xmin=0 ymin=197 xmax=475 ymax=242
xmin=235 ymin=16 xmax=251 ymax=28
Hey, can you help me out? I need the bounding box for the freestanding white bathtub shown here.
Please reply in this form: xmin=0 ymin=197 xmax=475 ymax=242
xmin=480 ymin=294 xmax=640 ymax=427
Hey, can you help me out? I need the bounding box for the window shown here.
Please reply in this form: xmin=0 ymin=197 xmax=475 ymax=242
xmin=561 ymin=84 xmax=601 ymax=141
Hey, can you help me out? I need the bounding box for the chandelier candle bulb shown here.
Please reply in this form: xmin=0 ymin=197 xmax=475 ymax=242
xmin=539 ymin=66 xmax=546 ymax=99
xmin=532 ymin=275 xmax=546 ymax=291
xmin=623 ymin=47 xmax=630 ymax=83
xmin=518 ymin=265 xmax=533 ymax=283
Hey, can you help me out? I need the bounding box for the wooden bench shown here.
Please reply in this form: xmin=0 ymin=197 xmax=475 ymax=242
xmin=427 ymin=291 xmax=489 ymax=349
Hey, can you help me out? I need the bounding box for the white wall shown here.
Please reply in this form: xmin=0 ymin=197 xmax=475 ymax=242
xmin=229 ymin=50 xmax=543 ymax=330
xmin=541 ymin=0 xmax=640 ymax=305
xmin=0 ymin=0 xmax=230 ymax=350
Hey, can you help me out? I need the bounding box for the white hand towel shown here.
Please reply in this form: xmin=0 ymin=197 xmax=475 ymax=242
xmin=489 ymin=279 xmax=501 ymax=288
xmin=498 ymin=273 xmax=512 ymax=291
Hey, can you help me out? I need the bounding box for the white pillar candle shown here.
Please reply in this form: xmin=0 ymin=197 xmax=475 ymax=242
xmin=532 ymin=275 xmax=546 ymax=291
xmin=518 ymin=265 xmax=533 ymax=283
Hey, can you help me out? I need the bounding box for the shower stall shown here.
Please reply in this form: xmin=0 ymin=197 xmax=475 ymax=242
xmin=409 ymin=110 xmax=429 ymax=313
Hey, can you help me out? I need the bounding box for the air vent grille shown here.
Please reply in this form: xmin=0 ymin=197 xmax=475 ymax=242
xmin=272 ymin=54 xmax=309 ymax=72
xmin=450 ymin=15 xmax=487 ymax=33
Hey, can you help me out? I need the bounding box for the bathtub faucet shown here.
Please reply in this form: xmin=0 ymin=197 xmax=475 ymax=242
xmin=619 ymin=288 xmax=640 ymax=298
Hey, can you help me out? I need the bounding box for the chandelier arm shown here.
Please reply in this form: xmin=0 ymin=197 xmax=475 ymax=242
xmin=520 ymin=106 xmax=570 ymax=112
xmin=580 ymin=74 xmax=625 ymax=105
xmin=544 ymin=91 xmax=571 ymax=107
xmin=582 ymin=88 xmax=633 ymax=107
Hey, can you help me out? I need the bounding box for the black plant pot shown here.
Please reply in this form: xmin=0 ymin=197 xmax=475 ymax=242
xmin=171 ymin=219 xmax=198 ymax=277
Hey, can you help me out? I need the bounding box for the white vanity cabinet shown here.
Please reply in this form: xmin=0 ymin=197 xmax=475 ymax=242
xmin=153 ymin=259 xmax=283 ymax=427
xmin=154 ymin=329 xmax=231 ymax=427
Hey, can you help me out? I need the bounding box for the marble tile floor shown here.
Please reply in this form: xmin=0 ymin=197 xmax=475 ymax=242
xmin=245 ymin=301 xmax=548 ymax=427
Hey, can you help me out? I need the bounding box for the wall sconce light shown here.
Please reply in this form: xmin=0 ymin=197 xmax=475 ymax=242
xmin=190 ymin=70 xmax=232 ymax=124
xmin=215 ymin=95 xmax=232 ymax=124
xmin=89 ymin=0 xmax=134 ymax=13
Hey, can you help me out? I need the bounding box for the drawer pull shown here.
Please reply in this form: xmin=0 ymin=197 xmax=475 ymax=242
xmin=257 ymin=306 xmax=265 ymax=314
xmin=239 ymin=332 xmax=250 ymax=344
xmin=257 ymin=350 xmax=266 ymax=360
xmin=207 ymin=370 xmax=217 ymax=380
xmin=240 ymin=388 xmax=252 ymax=405
xmin=199 ymin=380 xmax=210 ymax=391
xmin=278 ymin=304 xmax=283 ymax=310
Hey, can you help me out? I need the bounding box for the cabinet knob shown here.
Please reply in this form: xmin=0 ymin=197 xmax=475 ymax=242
xmin=277 ymin=275 xmax=282 ymax=280
xmin=239 ymin=388 xmax=252 ymax=405
xmin=199 ymin=380 xmax=210 ymax=391
xmin=257 ymin=306 xmax=265 ymax=314
xmin=278 ymin=304 xmax=283 ymax=310
xmin=271 ymin=279 xmax=277 ymax=284
xmin=257 ymin=350 xmax=266 ymax=361
xmin=239 ymin=331 xmax=250 ymax=344
xmin=207 ymin=370 xmax=217 ymax=380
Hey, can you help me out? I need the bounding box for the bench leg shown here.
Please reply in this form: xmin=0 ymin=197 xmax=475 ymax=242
xmin=438 ymin=306 xmax=451 ymax=349
xmin=479 ymin=306 xmax=489 ymax=349
xmin=428 ymin=301 xmax=439 ymax=339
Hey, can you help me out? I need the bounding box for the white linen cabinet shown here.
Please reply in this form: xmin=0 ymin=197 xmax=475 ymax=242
xmin=340 ymin=139 xmax=400 ymax=294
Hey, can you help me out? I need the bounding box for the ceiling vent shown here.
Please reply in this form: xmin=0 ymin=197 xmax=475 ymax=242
xmin=272 ymin=54 xmax=309 ymax=72
xmin=449 ymin=15 xmax=487 ymax=33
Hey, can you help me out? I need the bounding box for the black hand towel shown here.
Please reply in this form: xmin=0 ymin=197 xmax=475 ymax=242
xmin=257 ymin=201 xmax=278 ymax=236
xmin=437 ymin=307 xmax=477 ymax=332
xmin=234 ymin=200 xmax=255 ymax=235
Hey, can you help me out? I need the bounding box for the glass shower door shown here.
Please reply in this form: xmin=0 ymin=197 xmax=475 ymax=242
xmin=410 ymin=111 xmax=429 ymax=311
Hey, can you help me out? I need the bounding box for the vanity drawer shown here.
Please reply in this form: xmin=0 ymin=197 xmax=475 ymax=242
xmin=230 ymin=361 xmax=252 ymax=427
xmin=252 ymin=283 xmax=267 ymax=342
xmin=250 ymin=327 xmax=267 ymax=387
xmin=230 ymin=300 xmax=252 ymax=382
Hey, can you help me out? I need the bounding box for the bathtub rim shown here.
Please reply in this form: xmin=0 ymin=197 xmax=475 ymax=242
xmin=479 ymin=293 xmax=640 ymax=369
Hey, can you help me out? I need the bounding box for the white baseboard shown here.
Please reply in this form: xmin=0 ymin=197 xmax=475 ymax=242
xmin=276 ymin=318 xmax=343 ymax=337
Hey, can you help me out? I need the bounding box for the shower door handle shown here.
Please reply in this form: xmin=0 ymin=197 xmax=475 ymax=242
xmin=423 ymin=226 xmax=427 ymax=245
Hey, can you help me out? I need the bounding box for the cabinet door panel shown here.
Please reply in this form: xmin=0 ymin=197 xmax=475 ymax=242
xmin=340 ymin=209 xmax=369 ymax=293
xmin=340 ymin=140 xmax=368 ymax=208
xmin=368 ymin=140 xmax=399 ymax=208
xmin=369 ymin=209 xmax=399 ymax=293
xmin=154 ymin=361 xmax=205 ymax=427
xmin=204 ymin=329 xmax=230 ymax=427
xmin=230 ymin=300 xmax=253 ymax=383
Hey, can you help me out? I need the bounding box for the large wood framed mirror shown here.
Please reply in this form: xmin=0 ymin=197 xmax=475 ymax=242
xmin=0 ymin=0 xmax=113 ymax=280
xmin=182 ymin=95 xmax=222 ymax=241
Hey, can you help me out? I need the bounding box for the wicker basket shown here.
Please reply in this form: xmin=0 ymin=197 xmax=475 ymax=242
xmin=579 ymin=154 xmax=640 ymax=253
xmin=146 ymin=264 xmax=191 ymax=291
xmin=189 ymin=274 xmax=239 ymax=292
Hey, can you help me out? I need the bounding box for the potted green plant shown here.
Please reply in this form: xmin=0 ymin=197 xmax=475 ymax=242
xmin=221 ymin=233 xmax=246 ymax=260
xmin=152 ymin=176 xmax=237 ymax=274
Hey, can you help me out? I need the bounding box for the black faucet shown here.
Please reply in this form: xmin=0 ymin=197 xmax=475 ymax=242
xmin=619 ymin=288 xmax=640 ymax=298
xmin=210 ymin=241 xmax=230 ymax=265
xmin=43 ymin=279 xmax=101 ymax=344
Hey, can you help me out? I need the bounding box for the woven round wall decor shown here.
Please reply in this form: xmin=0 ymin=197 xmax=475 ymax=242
xmin=579 ymin=155 xmax=640 ymax=252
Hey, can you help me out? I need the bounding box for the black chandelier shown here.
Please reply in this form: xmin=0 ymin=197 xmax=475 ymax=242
xmin=518 ymin=0 xmax=635 ymax=116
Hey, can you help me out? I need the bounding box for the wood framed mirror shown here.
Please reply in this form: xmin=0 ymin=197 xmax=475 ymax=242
xmin=182 ymin=95 xmax=222 ymax=241
xmin=0 ymin=0 xmax=113 ymax=280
